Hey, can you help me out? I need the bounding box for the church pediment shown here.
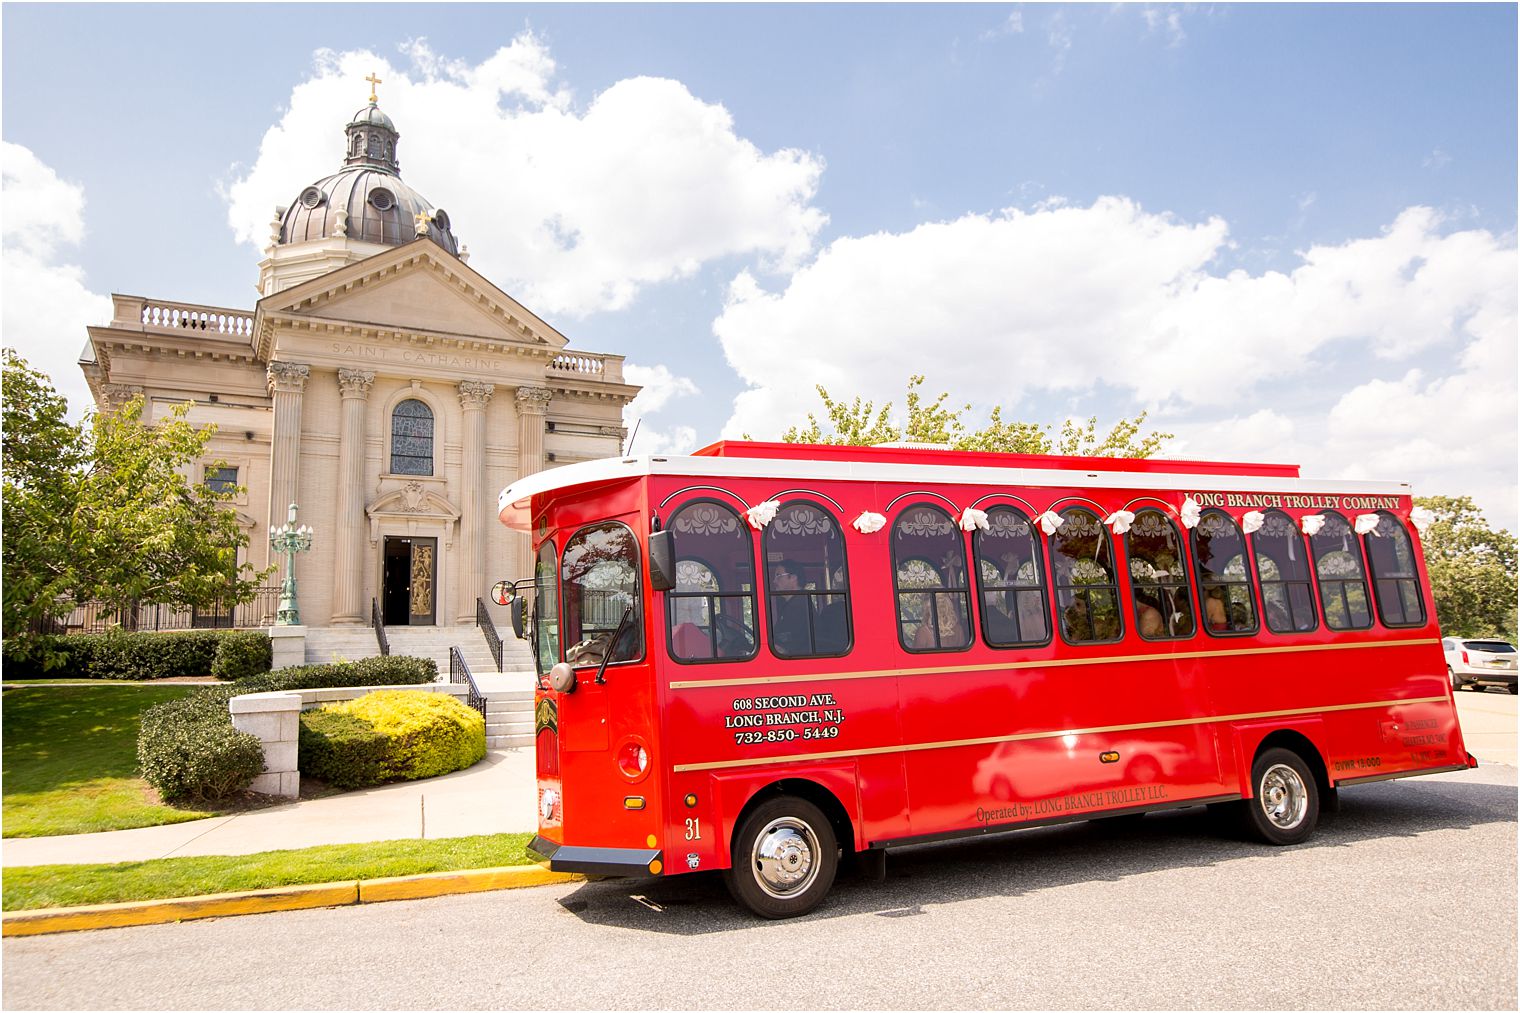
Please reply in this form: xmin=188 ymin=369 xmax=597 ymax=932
xmin=367 ymin=481 xmax=461 ymax=523
xmin=256 ymin=239 xmax=569 ymax=353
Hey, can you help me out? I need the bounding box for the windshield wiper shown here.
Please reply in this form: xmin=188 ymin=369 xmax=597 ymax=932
xmin=595 ymin=606 xmax=635 ymax=685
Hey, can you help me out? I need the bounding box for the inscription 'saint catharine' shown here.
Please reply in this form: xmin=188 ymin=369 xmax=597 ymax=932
xmin=330 ymin=342 xmax=508 ymax=372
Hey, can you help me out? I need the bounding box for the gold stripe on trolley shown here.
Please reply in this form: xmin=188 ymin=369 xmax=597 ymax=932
xmin=670 ymin=694 xmax=1452 ymax=773
xmin=666 ymin=637 xmax=1441 ymax=691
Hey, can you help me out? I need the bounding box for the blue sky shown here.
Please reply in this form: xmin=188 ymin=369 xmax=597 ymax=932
xmin=3 ymin=4 xmax=1516 ymax=524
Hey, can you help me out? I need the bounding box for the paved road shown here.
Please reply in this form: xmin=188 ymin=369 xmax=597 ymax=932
xmin=1453 ymin=687 xmax=1518 ymax=766
xmin=6 ymin=765 xmax=1514 ymax=1011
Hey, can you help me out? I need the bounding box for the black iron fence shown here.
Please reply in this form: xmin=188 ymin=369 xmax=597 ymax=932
xmin=34 ymin=587 xmax=282 ymax=635
xmin=371 ymin=597 xmax=390 ymax=657
xmin=475 ymin=597 xmax=504 ymax=672
xmin=448 ymin=645 xmax=488 ymax=721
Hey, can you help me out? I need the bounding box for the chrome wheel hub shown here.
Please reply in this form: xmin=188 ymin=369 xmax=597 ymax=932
xmin=1260 ymin=763 xmax=1308 ymax=830
xmin=752 ymin=818 xmax=819 ymax=898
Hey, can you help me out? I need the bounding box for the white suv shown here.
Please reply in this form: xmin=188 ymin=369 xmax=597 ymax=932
xmin=1443 ymin=638 xmax=1518 ymax=693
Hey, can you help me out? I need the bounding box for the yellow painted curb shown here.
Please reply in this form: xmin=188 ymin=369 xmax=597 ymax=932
xmin=359 ymin=865 xmax=582 ymax=902
xmin=2 ymin=866 xmax=585 ymax=937
xmin=2 ymin=881 xmax=359 ymax=937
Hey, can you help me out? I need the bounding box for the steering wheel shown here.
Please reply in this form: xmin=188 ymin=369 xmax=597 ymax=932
xmin=713 ymin=612 xmax=757 ymax=654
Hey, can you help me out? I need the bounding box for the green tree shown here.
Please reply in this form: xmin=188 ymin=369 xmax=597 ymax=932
xmin=780 ymin=375 xmax=1172 ymax=457
xmin=1414 ymin=495 xmax=1517 ymax=640
xmin=2 ymin=351 xmax=269 ymax=656
xmin=2 ymin=350 xmax=87 ymax=641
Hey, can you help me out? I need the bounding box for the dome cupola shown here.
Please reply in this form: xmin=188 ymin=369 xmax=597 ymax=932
xmin=274 ymin=74 xmax=460 ymax=256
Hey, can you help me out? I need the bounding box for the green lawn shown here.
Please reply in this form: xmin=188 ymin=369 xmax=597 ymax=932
xmin=1 ymin=833 xmax=536 ymax=910
xmin=2 ymin=684 xmax=216 ymax=837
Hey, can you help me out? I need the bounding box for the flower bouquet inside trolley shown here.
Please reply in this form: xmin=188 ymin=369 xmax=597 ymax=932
xmin=496 ymin=441 xmax=1475 ymax=919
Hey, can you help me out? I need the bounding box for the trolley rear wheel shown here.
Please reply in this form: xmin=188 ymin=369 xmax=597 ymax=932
xmin=1241 ymin=747 xmax=1320 ymax=846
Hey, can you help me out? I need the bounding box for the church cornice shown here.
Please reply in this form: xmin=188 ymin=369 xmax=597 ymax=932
xmin=260 ymin=311 xmax=561 ymax=362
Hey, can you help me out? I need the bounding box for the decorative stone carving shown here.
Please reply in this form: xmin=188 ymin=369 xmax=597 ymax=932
xmin=515 ymin=385 xmax=552 ymax=415
xmin=599 ymin=426 xmax=626 ymax=438
xmin=401 ymin=482 xmax=427 ymax=512
xmin=99 ymin=382 xmax=145 ymax=411
xmin=337 ymin=368 xmax=375 ymax=399
xmin=458 ymin=380 xmax=495 ymax=410
xmin=267 ymin=361 xmax=311 ymax=394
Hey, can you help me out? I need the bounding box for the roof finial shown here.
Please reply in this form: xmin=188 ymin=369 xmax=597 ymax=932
xmin=365 ymin=72 xmax=383 ymax=104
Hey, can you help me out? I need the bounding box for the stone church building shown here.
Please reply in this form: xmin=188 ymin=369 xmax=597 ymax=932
xmin=79 ymin=91 xmax=639 ymax=639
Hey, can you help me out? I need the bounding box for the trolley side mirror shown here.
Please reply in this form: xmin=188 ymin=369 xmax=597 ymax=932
xmin=509 ymin=596 xmax=528 ymax=639
xmin=648 ymin=529 xmax=675 ymax=592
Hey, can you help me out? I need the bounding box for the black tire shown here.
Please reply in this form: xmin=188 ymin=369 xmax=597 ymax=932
xmin=724 ymin=796 xmax=838 ymax=919
xmin=1449 ymin=667 xmax=1462 ymax=691
xmin=1241 ymin=747 xmax=1320 ymax=846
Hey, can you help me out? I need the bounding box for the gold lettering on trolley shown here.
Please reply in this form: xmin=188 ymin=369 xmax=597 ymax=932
xmin=1188 ymin=491 xmax=1403 ymax=511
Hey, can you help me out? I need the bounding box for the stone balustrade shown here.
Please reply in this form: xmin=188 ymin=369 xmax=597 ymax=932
xmin=230 ymin=683 xmax=470 ymax=798
xmin=549 ymin=350 xmax=625 ymax=383
xmin=110 ymin=294 xmax=254 ymax=338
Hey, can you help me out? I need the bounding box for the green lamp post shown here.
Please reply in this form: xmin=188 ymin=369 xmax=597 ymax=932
xmin=270 ymin=502 xmax=314 ymax=626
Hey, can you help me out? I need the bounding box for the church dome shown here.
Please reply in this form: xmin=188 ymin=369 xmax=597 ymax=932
xmin=277 ymin=95 xmax=460 ymax=255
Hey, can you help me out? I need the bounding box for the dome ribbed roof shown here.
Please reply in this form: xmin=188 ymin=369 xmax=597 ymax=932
xmin=276 ymin=97 xmax=460 ymax=255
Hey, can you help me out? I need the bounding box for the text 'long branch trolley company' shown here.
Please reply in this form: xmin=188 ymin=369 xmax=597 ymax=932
xmin=496 ymin=441 xmax=1475 ymax=918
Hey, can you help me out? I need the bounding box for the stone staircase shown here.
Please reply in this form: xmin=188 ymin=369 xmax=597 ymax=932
xmin=302 ymin=622 xmax=538 ymax=749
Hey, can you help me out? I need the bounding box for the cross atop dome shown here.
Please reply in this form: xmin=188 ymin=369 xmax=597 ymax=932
xmin=366 ymin=72 xmax=382 ymax=104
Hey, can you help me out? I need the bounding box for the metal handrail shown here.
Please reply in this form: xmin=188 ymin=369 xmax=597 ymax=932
xmin=449 ymin=645 xmax=488 ymax=721
xmin=371 ymin=597 xmax=390 ymax=657
xmin=475 ymin=597 xmax=504 ymax=672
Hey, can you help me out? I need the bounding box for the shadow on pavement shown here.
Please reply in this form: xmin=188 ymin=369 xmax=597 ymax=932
xmin=551 ymin=774 xmax=1517 ymax=936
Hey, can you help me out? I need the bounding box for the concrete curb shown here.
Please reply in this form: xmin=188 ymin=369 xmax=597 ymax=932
xmin=2 ymin=866 xmax=582 ymax=937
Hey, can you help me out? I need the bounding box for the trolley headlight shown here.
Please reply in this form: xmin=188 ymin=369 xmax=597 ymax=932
xmin=616 ymin=738 xmax=651 ymax=782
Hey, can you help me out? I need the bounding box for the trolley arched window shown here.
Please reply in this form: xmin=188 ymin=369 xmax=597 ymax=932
xmin=390 ymin=399 xmax=434 ymax=476
xmin=1251 ymin=510 xmax=1318 ymax=634
xmin=1363 ymin=511 xmax=1426 ymax=628
xmin=560 ymin=522 xmax=642 ymax=665
xmin=665 ymin=500 xmax=758 ymax=663
xmin=532 ymin=539 xmax=560 ymax=673
xmin=761 ymin=501 xmax=852 ymax=658
xmin=1051 ymin=507 xmax=1122 ymax=644
xmin=972 ymin=506 xmax=1050 ymax=647
xmin=1309 ymin=511 xmax=1373 ymax=631
xmin=892 ymin=504 xmax=971 ymax=652
xmin=1191 ymin=510 xmax=1258 ymax=636
xmin=1124 ymin=509 xmax=1195 ymax=640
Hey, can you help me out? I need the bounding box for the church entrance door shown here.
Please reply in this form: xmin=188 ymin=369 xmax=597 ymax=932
xmin=382 ymin=536 xmax=437 ymax=626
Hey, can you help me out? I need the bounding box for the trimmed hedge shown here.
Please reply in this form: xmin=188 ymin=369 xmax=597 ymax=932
xmin=210 ymin=631 xmax=272 ymax=680
xmin=136 ymin=655 xmax=440 ymax=803
xmin=2 ymin=629 xmax=273 ymax=682
xmin=299 ymin=691 xmax=485 ymax=789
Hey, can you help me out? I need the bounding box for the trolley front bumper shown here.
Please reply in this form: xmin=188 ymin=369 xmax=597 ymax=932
xmin=528 ymin=835 xmax=662 ymax=877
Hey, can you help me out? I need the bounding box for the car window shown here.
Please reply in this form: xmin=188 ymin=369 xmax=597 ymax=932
xmin=1463 ymin=640 xmax=1515 ymax=654
xmin=1442 ymin=639 xmax=1453 ymax=650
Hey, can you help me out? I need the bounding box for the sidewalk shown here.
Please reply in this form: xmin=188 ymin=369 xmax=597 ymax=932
xmin=1 ymin=747 xmax=539 ymax=868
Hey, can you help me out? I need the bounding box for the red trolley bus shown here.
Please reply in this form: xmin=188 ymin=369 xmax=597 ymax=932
xmin=497 ymin=441 xmax=1475 ymax=918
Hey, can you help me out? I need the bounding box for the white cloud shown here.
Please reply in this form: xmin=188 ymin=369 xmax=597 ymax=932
xmin=1 ymin=143 xmax=112 ymax=418
xmin=1142 ymin=7 xmax=1187 ymax=47
xmin=224 ymin=34 xmax=826 ymax=317
xmin=714 ymin=197 xmax=1516 ymax=523
xmin=980 ymin=11 xmax=1024 ymax=41
xmin=623 ymin=362 xmax=701 ymax=456
xmin=1422 ymin=147 xmax=1452 ymax=170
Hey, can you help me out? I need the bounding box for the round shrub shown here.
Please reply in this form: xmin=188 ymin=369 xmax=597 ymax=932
xmin=211 ymin=631 xmax=272 ymax=680
xmin=298 ymin=690 xmax=484 ymax=789
xmin=137 ymin=698 xmax=265 ymax=803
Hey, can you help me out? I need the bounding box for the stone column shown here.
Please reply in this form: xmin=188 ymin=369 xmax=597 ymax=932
xmin=266 ymin=361 xmax=310 ymax=589
xmin=513 ymin=386 xmax=553 ymax=582
xmin=332 ymin=369 xmax=375 ymax=624
xmin=515 ymin=386 xmax=552 ymax=478
xmin=457 ymin=380 xmax=496 ymax=623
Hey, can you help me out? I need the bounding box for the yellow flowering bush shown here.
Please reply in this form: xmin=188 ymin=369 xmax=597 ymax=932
xmin=298 ymin=690 xmax=485 ymax=789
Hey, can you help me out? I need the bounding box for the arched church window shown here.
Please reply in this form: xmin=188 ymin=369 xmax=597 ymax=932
xmin=391 ymin=399 xmax=434 ymax=476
